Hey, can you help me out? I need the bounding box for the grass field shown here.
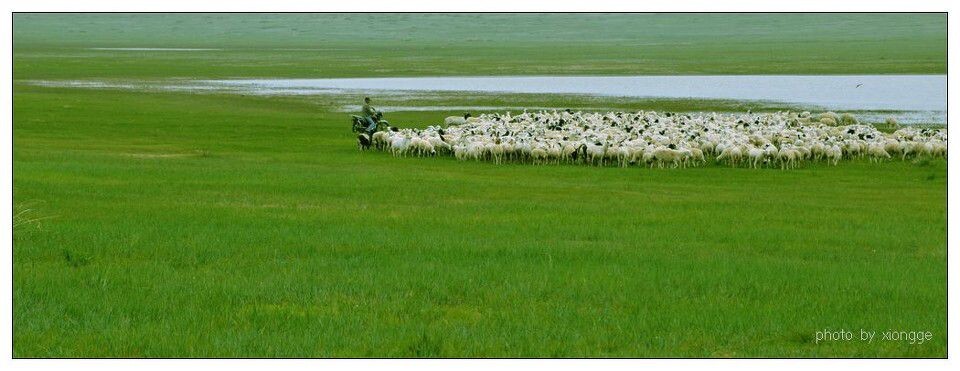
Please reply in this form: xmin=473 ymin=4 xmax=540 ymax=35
xmin=12 ymin=13 xmax=947 ymax=357
xmin=14 ymin=13 xmax=946 ymax=78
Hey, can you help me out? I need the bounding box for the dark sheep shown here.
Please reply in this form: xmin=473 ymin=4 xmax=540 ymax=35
xmin=357 ymin=134 xmax=372 ymax=150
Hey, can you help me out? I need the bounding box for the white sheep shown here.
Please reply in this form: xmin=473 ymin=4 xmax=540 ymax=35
xmin=444 ymin=113 xmax=473 ymax=126
xmin=360 ymin=110 xmax=944 ymax=170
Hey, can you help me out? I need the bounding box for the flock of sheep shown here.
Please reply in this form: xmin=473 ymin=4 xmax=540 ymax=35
xmin=358 ymin=110 xmax=947 ymax=169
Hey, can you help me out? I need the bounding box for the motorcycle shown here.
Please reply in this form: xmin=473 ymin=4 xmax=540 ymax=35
xmin=350 ymin=111 xmax=389 ymax=134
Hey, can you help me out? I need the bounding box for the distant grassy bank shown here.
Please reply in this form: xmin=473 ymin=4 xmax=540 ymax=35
xmin=14 ymin=13 xmax=946 ymax=79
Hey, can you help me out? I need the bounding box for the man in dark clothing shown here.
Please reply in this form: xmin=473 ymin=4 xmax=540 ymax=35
xmin=361 ymin=97 xmax=379 ymax=133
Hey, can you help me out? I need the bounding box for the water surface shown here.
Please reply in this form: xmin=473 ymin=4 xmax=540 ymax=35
xmin=206 ymin=75 xmax=946 ymax=112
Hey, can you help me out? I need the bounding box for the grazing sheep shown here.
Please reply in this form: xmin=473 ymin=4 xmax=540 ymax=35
xmin=561 ymin=142 xmax=581 ymax=163
xmin=428 ymin=137 xmax=450 ymax=154
xmin=777 ymin=147 xmax=801 ymax=169
xmin=688 ymin=148 xmax=705 ymax=166
xmin=371 ymin=131 xmax=390 ymax=150
xmin=408 ymin=137 xmax=428 ymax=156
xmin=357 ymin=134 xmax=372 ymax=150
xmin=531 ymin=147 xmax=548 ymax=165
xmin=716 ymin=145 xmax=742 ymax=167
xmin=444 ymin=113 xmax=472 ymax=126
xmin=549 ymin=145 xmax=565 ymax=165
xmin=747 ymin=147 xmax=764 ymax=168
xmin=867 ymin=143 xmax=891 ymax=162
xmin=390 ymin=135 xmax=410 ymax=157
xmin=642 ymin=148 xmax=657 ymax=168
xmin=358 ymin=110 xmax=944 ymax=170
xmin=585 ymin=142 xmax=607 ymax=166
xmin=825 ymin=145 xmax=842 ymax=165
xmin=920 ymin=142 xmax=936 ymax=157
xmin=653 ymin=148 xmax=682 ymax=168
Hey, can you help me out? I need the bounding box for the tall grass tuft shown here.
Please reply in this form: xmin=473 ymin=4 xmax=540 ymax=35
xmin=13 ymin=200 xmax=56 ymax=232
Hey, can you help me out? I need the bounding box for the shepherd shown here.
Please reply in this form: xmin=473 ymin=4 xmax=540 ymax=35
xmin=361 ymin=97 xmax=380 ymax=135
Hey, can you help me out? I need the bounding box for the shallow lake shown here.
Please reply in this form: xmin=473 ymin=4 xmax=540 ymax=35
xmin=205 ymin=75 xmax=946 ymax=113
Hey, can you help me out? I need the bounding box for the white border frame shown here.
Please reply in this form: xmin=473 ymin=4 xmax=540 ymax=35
xmin=2 ymin=1 xmax=955 ymax=370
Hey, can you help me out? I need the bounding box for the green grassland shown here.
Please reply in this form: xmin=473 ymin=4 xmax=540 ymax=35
xmin=14 ymin=13 xmax=946 ymax=78
xmin=12 ymin=13 xmax=947 ymax=357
